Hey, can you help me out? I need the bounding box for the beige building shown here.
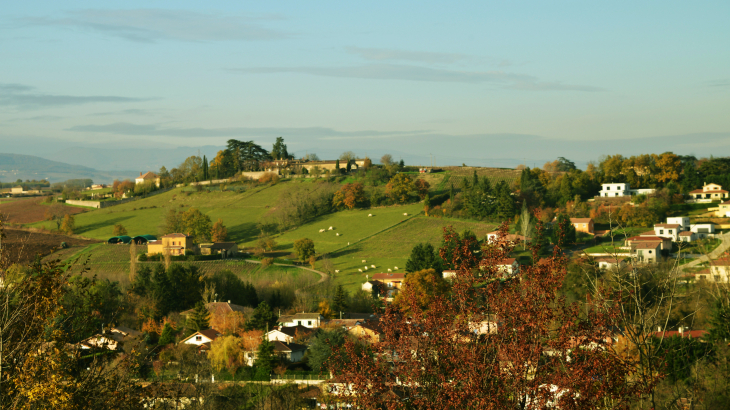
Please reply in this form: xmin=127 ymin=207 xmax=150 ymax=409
xmin=716 ymin=201 xmax=730 ymax=217
xmin=632 ymin=241 xmax=662 ymax=264
xmin=570 ymin=218 xmax=594 ymax=234
xmin=147 ymin=233 xmax=196 ymax=256
xmin=135 ymin=171 xmax=160 ymax=187
xmin=689 ymin=183 xmax=729 ymax=200
xmin=199 ymin=242 xmax=238 ymax=257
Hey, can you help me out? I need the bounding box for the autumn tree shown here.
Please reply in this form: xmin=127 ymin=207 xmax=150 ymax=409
xmin=414 ymin=178 xmax=430 ymax=199
xmin=386 ymin=173 xmax=415 ymax=203
xmin=330 ymin=224 xmax=649 ymax=409
xmin=211 ymin=218 xmax=228 ymax=242
xmin=393 ymin=268 xmax=449 ymax=313
xmin=60 ymin=214 xmax=75 ymax=235
xmin=293 ymin=238 xmax=315 ymax=262
xmin=653 ymin=152 xmax=682 ymax=183
xmin=332 ymin=182 xmax=368 ymax=210
xmin=112 ymin=224 xmax=128 ymax=236
xmin=380 ymin=154 xmax=393 ymax=166
xmin=44 ymin=203 xmax=67 ymax=231
xmin=318 ymin=299 xmax=334 ymax=319
xmin=209 ymin=336 xmax=247 ymax=379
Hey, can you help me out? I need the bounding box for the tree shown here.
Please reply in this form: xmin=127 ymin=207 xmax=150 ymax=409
xmin=163 ymin=209 xmax=185 ymax=234
xmin=44 ymin=203 xmax=68 ymax=230
xmin=386 ymin=173 xmax=415 ymax=203
xmin=330 ymin=225 xmax=650 ymax=409
xmin=393 ymin=268 xmax=449 ymax=313
xmin=318 ymin=299 xmax=334 ymax=319
xmin=707 ymin=288 xmax=730 ymax=342
xmin=226 ymin=139 xmax=270 ymax=172
xmin=653 ymin=152 xmax=682 ymax=183
xmin=552 ymin=213 xmax=576 ymax=247
xmin=181 ymin=208 xmax=212 ymax=243
xmin=209 ymin=336 xmax=247 ymax=379
xmin=380 ymin=154 xmax=393 ymax=166
xmin=424 ymin=193 xmax=432 ymax=216
xmin=363 ymin=157 xmax=372 ymax=170
xmin=246 ymin=301 xmax=277 ymax=332
xmin=271 ymin=136 xmax=289 ymax=160
xmin=112 ymin=224 xmax=128 ymax=236
xmin=332 ymin=285 xmax=349 ymax=315
xmin=189 ymin=301 xmax=210 ymax=331
xmin=60 ymin=213 xmax=75 ymax=234
xmin=414 ymin=178 xmax=430 ymax=199
xmin=308 ymin=327 xmax=347 ymax=373
xmin=495 ymin=180 xmax=515 ymax=220
xmin=518 ymin=200 xmax=534 ymax=250
xmin=339 ymin=151 xmax=356 ymax=164
xmin=293 ymin=238 xmax=315 ymax=262
xmin=211 ymin=219 xmax=228 ymax=242
xmin=254 ymin=340 xmax=277 ymax=379
xmin=332 ymin=182 xmax=368 ymax=210
xmin=158 ymin=322 xmax=177 ymax=345
xmin=406 ymin=243 xmax=443 ymax=274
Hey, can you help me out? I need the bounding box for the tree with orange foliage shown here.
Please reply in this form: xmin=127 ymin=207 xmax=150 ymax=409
xmin=210 ymin=218 xmax=228 ymax=242
xmin=329 ymin=223 xmax=650 ymax=409
xmin=393 ymin=268 xmax=449 ymax=314
xmin=211 ymin=311 xmax=246 ymax=336
xmin=653 ymin=152 xmax=682 ymax=183
xmin=332 ymin=182 xmax=368 ymax=210
xmin=414 ymin=178 xmax=430 ymax=200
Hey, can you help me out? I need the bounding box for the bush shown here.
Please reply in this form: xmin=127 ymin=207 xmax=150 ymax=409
xmin=138 ymin=253 xmax=148 ymax=262
xmin=261 ymin=257 xmax=274 ymax=268
xmin=259 ymin=172 xmax=280 ymax=184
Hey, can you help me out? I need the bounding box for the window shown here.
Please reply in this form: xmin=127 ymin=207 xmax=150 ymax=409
xmin=308 ymin=321 xmax=312 ymax=326
xmin=297 ymin=321 xmax=301 ymax=326
xmin=659 ymin=230 xmax=664 ymax=234
xmin=648 ymin=250 xmax=652 ymax=254
xmin=668 ymin=230 xmax=673 ymax=234
xmin=195 ymin=336 xmax=202 ymax=341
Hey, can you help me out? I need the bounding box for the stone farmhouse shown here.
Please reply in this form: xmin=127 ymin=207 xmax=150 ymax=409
xmin=135 ymin=171 xmax=160 ymax=187
xmin=147 ymin=233 xmax=196 ymax=256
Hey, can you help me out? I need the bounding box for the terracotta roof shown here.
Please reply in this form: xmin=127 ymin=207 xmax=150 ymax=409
xmin=654 ymin=224 xmax=681 ymax=229
xmin=633 ymin=241 xmax=662 ymax=250
xmin=678 ymin=231 xmax=694 ymax=237
xmin=628 ymin=235 xmax=670 ymax=242
xmin=712 ymin=257 xmax=730 ymax=266
xmin=279 ymin=313 xmax=322 ymax=322
xmin=497 ymin=258 xmax=517 ymax=265
xmin=570 ymin=218 xmax=593 ymax=224
xmin=274 ymin=325 xmax=314 ymax=337
xmin=138 ymin=171 xmax=158 ymax=180
xmin=162 ymin=233 xmax=191 ymax=238
xmin=639 ymin=230 xmax=659 ymax=236
xmin=371 ymin=273 xmax=405 ymax=281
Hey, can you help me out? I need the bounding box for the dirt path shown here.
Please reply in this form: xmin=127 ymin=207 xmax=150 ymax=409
xmin=244 ymin=259 xmax=329 ymax=287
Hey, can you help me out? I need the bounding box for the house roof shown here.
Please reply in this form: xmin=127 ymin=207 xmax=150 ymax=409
xmin=712 ymin=257 xmax=730 ymax=266
xmin=162 ymin=233 xmax=191 ymax=238
xmin=207 ymin=242 xmax=237 ymax=250
xmin=633 ymin=241 xmax=662 ymax=250
xmin=654 ymin=224 xmax=680 ymax=229
xmin=570 ymin=218 xmax=593 ymax=224
xmin=180 ymin=329 xmax=221 ymax=344
xmin=279 ymin=313 xmax=322 ymax=322
xmin=628 ymin=235 xmax=670 ymax=242
xmin=138 ymin=171 xmax=159 ymax=180
xmin=273 ymin=341 xmax=308 ymax=353
xmin=678 ymin=231 xmax=694 ymax=237
xmin=272 ymin=325 xmax=314 ymax=337
xmin=639 ymin=230 xmax=659 ymax=237
xmin=652 ymin=330 xmax=708 ymax=339
xmin=497 ymin=258 xmax=517 ymax=265
xmin=371 ymin=273 xmax=406 ymax=281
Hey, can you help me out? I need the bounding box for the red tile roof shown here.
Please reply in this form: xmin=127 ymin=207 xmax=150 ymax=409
xmin=689 ymin=189 xmax=727 ymax=194
xmin=712 ymin=257 xmax=730 ymax=266
xmin=628 ymin=235 xmax=670 ymax=242
xmin=372 ymin=273 xmax=405 ymax=281
xmin=570 ymin=218 xmax=593 ymax=224
xmin=654 ymin=224 xmax=680 ymax=229
xmin=138 ymin=171 xmax=159 ymax=180
xmin=652 ymin=330 xmax=708 ymax=339
xmin=678 ymin=231 xmax=693 ymax=237
xmin=162 ymin=233 xmax=191 ymax=238
xmin=633 ymin=241 xmax=662 ymax=250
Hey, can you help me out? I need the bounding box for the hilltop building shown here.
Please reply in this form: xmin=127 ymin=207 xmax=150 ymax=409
xmin=598 ymin=183 xmax=655 ymax=197
xmin=135 ymin=171 xmax=160 ymax=187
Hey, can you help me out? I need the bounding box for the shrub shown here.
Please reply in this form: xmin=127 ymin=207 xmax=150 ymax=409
xmin=261 ymin=257 xmax=274 ymax=268
xmin=259 ymin=172 xmax=280 ymax=184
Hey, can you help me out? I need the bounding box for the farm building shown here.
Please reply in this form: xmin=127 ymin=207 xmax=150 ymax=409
xmin=199 ymin=242 xmax=238 ymax=257
xmin=135 ymin=171 xmax=160 ymax=187
xmin=108 ymin=236 xmax=132 ymax=244
xmin=132 ymin=234 xmax=157 ymax=244
xmin=570 ymin=218 xmax=594 ymax=234
xmin=147 ymin=233 xmax=196 ymax=256
xmin=278 ymin=313 xmax=324 ymax=329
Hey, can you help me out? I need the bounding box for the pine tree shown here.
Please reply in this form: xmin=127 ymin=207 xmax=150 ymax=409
xmin=246 ymin=301 xmax=277 ymax=331
xmin=332 ymin=285 xmax=348 ymax=315
xmin=406 ymin=243 xmax=443 ymax=274
xmin=189 ymin=301 xmax=210 ymax=331
xmin=496 ymin=181 xmax=515 ymax=221
xmin=346 ymin=159 xmax=352 ymax=173
xmin=472 ymin=170 xmax=479 ymax=187
xmin=158 ymin=322 xmax=176 ymax=345
xmin=335 ymin=159 xmax=340 ymax=173
xmin=254 ymin=340 xmax=277 ymax=379
xmin=203 ymin=155 xmax=208 ymax=180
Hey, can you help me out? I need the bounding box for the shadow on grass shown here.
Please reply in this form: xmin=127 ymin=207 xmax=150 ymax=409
xmin=228 ymin=222 xmax=260 ymax=244
xmin=76 ymin=216 xmax=135 ymax=235
xmin=328 ymin=247 xmax=362 ymax=258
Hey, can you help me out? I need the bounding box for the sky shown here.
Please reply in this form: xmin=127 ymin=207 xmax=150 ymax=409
xmin=1 ymin=1 xmax=729 ymax=171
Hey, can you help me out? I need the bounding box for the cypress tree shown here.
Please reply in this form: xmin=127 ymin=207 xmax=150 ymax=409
xmin=335 ymin=159 xmax=340 ymax=173
xmin=254 ymin=340 xmax=277 ymax=380
xmin=332 ymin=285 xmax=348 ymax=314
xmin=158 ymin=322 xmax=176 ymax=345
xmin=346 ymin=160 xmax=352 ymax=173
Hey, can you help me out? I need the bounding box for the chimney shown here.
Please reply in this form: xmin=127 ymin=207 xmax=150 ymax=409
xmin=228 ymin=300 xmax=231 ymax=304
xmin=679 ymin=327 xmax=684 ymax=334
xmin=140 ymin=172 xmax=142 ymax=176
xmin=657 ymin=326 xmax=662 ymax=332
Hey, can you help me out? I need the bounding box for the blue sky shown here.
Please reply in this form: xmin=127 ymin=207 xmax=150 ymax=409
xmin=1 ymin=1 xmax=729 ymax=170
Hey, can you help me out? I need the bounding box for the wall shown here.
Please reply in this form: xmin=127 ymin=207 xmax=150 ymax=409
xmin=65 ymin=186 xmax=174 ymax=209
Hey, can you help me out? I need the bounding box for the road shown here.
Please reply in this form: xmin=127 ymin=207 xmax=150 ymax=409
xmin=677 ymin=232 xmax=730 ymax=274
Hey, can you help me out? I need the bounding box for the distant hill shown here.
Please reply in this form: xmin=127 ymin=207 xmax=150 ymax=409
xmin=0 ymin=153 xmax=134 ymax=184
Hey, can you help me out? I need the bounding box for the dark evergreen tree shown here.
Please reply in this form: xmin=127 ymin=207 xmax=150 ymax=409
xmin=158 ymin=322 xmax=176 ymax=346
xmin=202 ymin=155 xmax=208 ymax=180
xmin=496 ymin=181 xmax=515 ymax=221
xmin=269 ymin=289 xmax=283 ymax=310
xmin=271 ymin=136 xmax=289 ymax=160
xmin=346 ymin=159 xmax=352 ymax=173
xmin=189 ymin=301 xmax=210 ymax=331
xmin=335 ymin=159 xmax=340 ymax=173
xmin=406 ymin=243 xmax=443 ymax=274
xmin=246 ymin=301 xmax=278 ymax=331
xmin=552 ymin=214 xmax=577 ymax=247
xmin=332 ymin=285 xmax=349 ymax=314
xmin=707 ymin=290 xmax=730 ymax=342
xmin=254 ymin=340 xmax=277 ymax=380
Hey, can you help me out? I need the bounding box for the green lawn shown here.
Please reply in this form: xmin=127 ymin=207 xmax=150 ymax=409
xmin=325 ymin=215 xmax=496 ymax=291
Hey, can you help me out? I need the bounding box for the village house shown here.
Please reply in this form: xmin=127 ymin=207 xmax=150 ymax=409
xmin=486 ymin=231 xmax=530 ymax=244
xmin=631 ymin=241 xmax=662 ymax=264
xmin=77 ymin=326 xmax=141 ymax=351
xmin=570 ymin=218 xmax=594 ymax=234
xmin=180 ymin=329 xmax=221 ymax=352
xmin=598 ymin=183 xmax=656 ymax=197
xmin=716 ymin=201 xmax=730 ymax=217
xmin=278 ymin=312 xmax=324 ymax=329
xmin=594 ymin=256 xmax=627 ymax=271
xmin=147 ymin=233 xmax=196 ymax=256
xmin=348 ymin=322 xmax=382 ymax=344
xmin=653 ymin=224 xmax=682 ymax=241
xmin=666 ymin=217 xmax=691 ymax=231
xmin=690 ymin=223 xmax=716 ymax=239
xmin=678 ymin=231 xmax=696 ymax=243
xmin=495 ymin=258 xmax=520 ymax=277
xmin=244 ymin=341 xmax=308 ymax=366
xmin=368 ymin=273 xmax=405 ymax=290
xmin=689 ymin=183 xmax=728 ymax=201
xmin=135 ymin=171 xmax=160 ymax=187
xmin=706 ymin=257 xmax=730 ymax=283
xmin=265 ymin=325 xmax=314 ymax=344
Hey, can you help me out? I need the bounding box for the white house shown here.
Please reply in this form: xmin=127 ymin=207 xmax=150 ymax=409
xmin=278 ymin=313 xmax=323 ymax=329
xmin=442 ymin=270 xmax=457 ymax=279
xmin=707 ymin=258 xmax=730 ymax=283
xmin=666 ymin=217 xmax=691 ymax=231
xmin=480 ymin=258 xmax=520 ymax=277
xmin=595 ymin=257 xmax=627 ymax=271
xmin=180 ymin=329 xmax=221 ymax=349
xmin=244 ymin=341 xmax=308 ymax=366
xmin=598 ymin=183 xmax=655 ymax=197
xmin=690 ymin=223 xmax=715 ymax=239
xmin=688 ymin=183 xmax=729 ymax=201
xmin=653 ymin=224 xmax=681 ymax=241
xmin=678 ymin=231 xmax=697 ymax=243
xmin=135 ymin=171 xmax=160 ymax=187
xmin=265 ymin=325 xmax=314 ymax=343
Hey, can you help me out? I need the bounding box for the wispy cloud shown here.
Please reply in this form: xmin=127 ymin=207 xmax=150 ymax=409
xmin=89 ymin=108 xmax=155 ymax=116
xmin=345 ymin=46 xmax=468 ymax=64
xmin=0 ymin=83 xmax=151 ymax=108
xmin=705 ymin=78 xmax=730 ymax=88
xmin=66 ymin=122 xmax=429 ymax=138
xmin=21 ymin=9 xmax=288 ymax=43
xmin=232 ymin=64 xmax=605 ymax=91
